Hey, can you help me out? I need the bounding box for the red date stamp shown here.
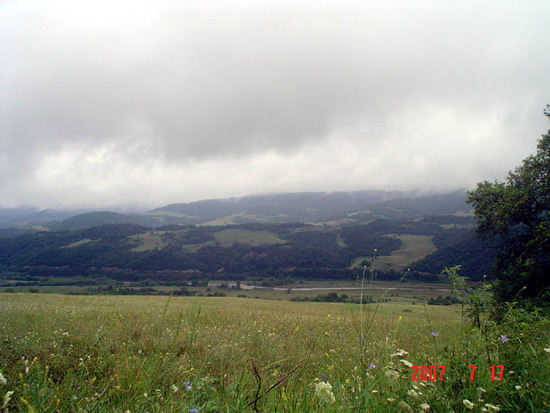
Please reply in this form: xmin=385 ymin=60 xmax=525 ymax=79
xmin=412 ymin=365 xmax=446 ymax=381
xmin=412 ymin=365 xmax=505 ymax=381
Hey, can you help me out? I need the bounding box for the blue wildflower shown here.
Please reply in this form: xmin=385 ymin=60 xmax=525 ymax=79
xmin=368 ymin=363 xmax=376 ymax=369
xmin=500 ymin=335 xmax=508 ymax=343
xmin=431 ymin=332 xmax=438 ymax=338
xmin=184 ymin=380 xmax=192 ymax=391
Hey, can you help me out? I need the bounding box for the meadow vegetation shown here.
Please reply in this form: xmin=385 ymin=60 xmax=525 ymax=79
xmin=1 ymin=279 xmax=548 ymax=412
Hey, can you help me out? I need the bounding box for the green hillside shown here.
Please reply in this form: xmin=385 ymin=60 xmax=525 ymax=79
xmin=0 ymin=190 xmax=497 ymax=293
xmin=0 ymin=221 xmax=495 ymax=292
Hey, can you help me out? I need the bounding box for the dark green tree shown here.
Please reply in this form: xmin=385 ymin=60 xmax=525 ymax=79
xmin=467 ymin=105 xmax=550 ymax=305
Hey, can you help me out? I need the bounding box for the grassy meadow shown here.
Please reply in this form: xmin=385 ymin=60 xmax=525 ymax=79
xmin=1 ymin=292 xmax=549 ymax=412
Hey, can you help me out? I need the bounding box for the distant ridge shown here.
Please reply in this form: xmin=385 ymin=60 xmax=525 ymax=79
xmin=0 ymin=189 xmax=470 ymax=233
xmin=151 ymin=190 xmax=411 ymax=224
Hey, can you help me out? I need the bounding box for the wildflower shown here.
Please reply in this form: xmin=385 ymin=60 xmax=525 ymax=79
xmin=0 ymin=373 xmax=6 ymax=386
xmin=400 ymin=359 xmax=413 ymax=368
xmin=420 ymin=403 xmax=430 ymax=411
xmin=384 ymin=370 xmax=399 ymax=380
xmin=500 ymin=335 xmax=508 ymax=343
xmin=321 ymin=374 xmax=327 ymax=381
xmin=387 ymin=398 xmax=395 ymax=403
xmin=368 ymin=363 xmax=376 ymax=369
xmin=172 ymin=384 xmax=179 ymax=393
xmin=544 ymin=347 xmax=550 ymax=353
xmin=477 ymin=387 xmax=486 ymax=393
xmin=391 ymin=349 xmax=409 ymax=358
xmin=484 ymin=403 xmax=500 ymax=411
xmin=431 ymin=332 xmax=438 ymax=338
xmin=407 ymin=389 xmax=419 ymax=397
xmin=188 ymin=409 xmax=199 ymax=413
xmin=184 ymin=381 xmax=192 ymax=391
xmin=463 ymin=399 xmax=475 ymax=409
xmin=515 ymin=385 xmax=521 ymax=390
xmin=2 ymin=391 xmax=14 ymax=409
xmin=399 ymin=401 xmax=413 ymax=412
xmin=314 ymin=381 xmax=336 ymax=404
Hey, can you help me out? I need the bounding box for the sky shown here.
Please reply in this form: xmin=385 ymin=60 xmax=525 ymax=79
xmin=1 ymin=0 xmax=549 ymax=211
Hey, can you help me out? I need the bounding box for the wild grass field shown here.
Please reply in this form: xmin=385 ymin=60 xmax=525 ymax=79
xmin=1 ymin=292 xmax=549 ymax=412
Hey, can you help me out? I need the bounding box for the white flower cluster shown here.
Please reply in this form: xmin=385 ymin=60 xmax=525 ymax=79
xmin=391 ymin=349 xmax=409 ymax=358
xmin=0 ymin=373 xmax=13 ymax=409
xmin=314 ymin=381 xmax=336 ymax=404
xmin=481 ymin=403 xmax=501 ymax=412
xmin=419 ymin=402 xmax=430 ymax=411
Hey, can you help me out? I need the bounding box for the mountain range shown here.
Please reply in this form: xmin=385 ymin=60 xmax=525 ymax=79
xmin=1 ymin=189 xmax=468 ymax=233
xmin=0 ymin=189 xmax=500 ymax=296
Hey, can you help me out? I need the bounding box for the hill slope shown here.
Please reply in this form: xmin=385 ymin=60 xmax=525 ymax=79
xmin=1 ymin=189 xmax=472 ymax=232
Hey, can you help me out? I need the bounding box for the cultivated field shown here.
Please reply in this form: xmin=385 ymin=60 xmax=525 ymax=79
xmin=0 ymin=294 xmax=548 ymax=412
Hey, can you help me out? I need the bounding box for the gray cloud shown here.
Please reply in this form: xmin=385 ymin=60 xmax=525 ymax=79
xmin=1 ymin=0 xmax=549 ymax=209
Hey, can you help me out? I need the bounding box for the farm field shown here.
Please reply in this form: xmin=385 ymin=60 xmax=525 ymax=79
xmin=1 ymin=294 xmax=548 ymax=412
xmin=376 ymin=235 xmax=438 ymax=272
xmin=0 ymin=279 xmax=451 ymax=303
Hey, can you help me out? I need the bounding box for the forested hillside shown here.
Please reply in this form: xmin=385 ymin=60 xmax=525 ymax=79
xmin=0 ymin=220 xmax=495 ymax=287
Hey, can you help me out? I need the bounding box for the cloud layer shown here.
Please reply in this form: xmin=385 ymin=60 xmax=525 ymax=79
xmin=1 ymin=0 xmax=549 ymax=209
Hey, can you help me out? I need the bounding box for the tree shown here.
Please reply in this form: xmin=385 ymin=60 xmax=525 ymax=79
xmin=467 ymin=105 xmax=550 ymax=306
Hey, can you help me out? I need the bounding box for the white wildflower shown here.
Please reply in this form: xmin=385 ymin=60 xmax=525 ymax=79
xmin=477 ymin=387 xmax=486 ymax=393
xmin=0 ymin=373 xmax=6 ymax=386
xmin=544 ymin=347 xmax=550 ymax=353
xmin=384 ymin=370 xmax=399 ymax=380
xmin=399 ymin=400 xmax=413 ymax=412
xmin=463 ymin=399 xmax=475 ymax=409
xmin=387 ymin=397 xmax=395 ymax=403
xmin=2 ymin=391 xmax=14 ymax=409
xmin=407 ymin=389 xmax=419 ymax=397
xmin=400 ymin=359 xmax=414 ymax=368
xmin=484 ymin=403 xmax=500 ymax=412
xmin=391 ymin=349 xmax=409 ymax=358
xmin=314 ymin=381 xmax=336 ymax=404
xmin=515 ymin=385 xmax=521 ymax=390
xmin=420 ymin=403 xmax=430 ymax=411
xmin=172 ymin=384 xmax=179 ymax=393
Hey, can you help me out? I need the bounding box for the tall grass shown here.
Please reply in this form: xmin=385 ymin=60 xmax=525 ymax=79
xmin=0 ymin=292 xmax=548 ymax=412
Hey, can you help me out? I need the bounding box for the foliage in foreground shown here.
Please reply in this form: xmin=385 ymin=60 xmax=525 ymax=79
xmin=1 ymin=292 xmax=549 ymax=412
xmin=467 ymin=105 xmax=550 ymax=306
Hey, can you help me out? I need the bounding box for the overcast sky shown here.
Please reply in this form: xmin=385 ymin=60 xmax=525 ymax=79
xmin=1 ymin=0 xmax=549 ymax=210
